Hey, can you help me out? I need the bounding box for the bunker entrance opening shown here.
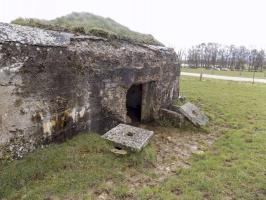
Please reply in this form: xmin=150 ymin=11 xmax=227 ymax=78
xmin=126 ymin=84 xmax=142 ymax=122
xmin=126 ymin=81 xmax=155 ymax=123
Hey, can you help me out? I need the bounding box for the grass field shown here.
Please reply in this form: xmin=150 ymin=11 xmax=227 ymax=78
xmin=182 ymin=67 xmax=266 ymax=79
xmin=139 ymin=77 xmax=266 ymax=199
xmin=1 ymin=77 xmax=266 ymax=199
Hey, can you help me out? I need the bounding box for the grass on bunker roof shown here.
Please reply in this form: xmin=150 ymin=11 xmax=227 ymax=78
xmin=1 ymin=77 xmax=266 ymax=199
xmin=11 ymin=12 xmax=163 ymax=46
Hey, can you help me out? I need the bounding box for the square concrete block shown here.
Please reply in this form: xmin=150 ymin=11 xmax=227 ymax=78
xmin=179 ymin=102 xmax=209 ymax=126
xmin=102 ymin=124 xmax=154 ymax=152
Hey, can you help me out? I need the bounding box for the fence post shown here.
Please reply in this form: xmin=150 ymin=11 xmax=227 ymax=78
xmin=200 ymin=68 xmax=203 ymax=81
xmin=252 ymin=70 xmax=255 ymax=84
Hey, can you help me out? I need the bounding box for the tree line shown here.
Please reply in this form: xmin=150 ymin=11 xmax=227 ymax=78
xmin=183 ymin=43 xmax=265 ymax=71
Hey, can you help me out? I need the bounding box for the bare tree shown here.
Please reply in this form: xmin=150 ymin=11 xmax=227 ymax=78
xmin=184 ymin=43 xmax=265 ymax=72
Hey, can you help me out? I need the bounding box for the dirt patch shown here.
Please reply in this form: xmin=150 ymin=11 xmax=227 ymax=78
xmin=93 ymin=122 xmax=218 ymax=199
xmin=145 ymin=123 xmax=216 ymax=178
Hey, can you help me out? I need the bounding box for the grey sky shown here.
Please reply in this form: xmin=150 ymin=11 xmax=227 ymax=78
xmin=1 ymin=0 xmax=266 ymax=49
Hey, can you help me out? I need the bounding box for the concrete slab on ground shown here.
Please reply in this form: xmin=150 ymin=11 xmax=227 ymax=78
xmin=102 ymin=124 xmax=154 ymax=152
xmin=179 ymin=102 xmax=208 ymax=126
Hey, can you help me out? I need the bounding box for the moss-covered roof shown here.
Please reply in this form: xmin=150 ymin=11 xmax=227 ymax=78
xmin=11 ymin=12 xmax=163 ymax=46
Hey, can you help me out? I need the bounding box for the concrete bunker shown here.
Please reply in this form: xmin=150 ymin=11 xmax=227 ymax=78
xmin=0 ymin=22 xmax=180 ymax=159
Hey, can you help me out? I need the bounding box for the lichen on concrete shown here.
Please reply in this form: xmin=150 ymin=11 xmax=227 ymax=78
xmin=0 ymin=22 xmax=72 ymax=46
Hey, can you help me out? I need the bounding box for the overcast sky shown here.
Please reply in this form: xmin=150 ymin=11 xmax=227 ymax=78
xmin=1 ymin=0 xmax=266 ymax=49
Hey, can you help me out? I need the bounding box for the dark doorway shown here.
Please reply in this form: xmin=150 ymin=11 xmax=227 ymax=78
xmin=126 ymin=84 xmax=142 ymax=122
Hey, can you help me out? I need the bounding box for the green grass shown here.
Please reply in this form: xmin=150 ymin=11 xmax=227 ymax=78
xmin=182 ymin=67 xmax=266 ymax=79
xmin=11 ymin=12 xmax=163 ymax=46
xmin=0 ymin=133 xmax=156 ymax=199
xmin=1 ymin=77 xmax=266 ymax=199
xmin=138 ymin=77 xmax=266 ymax=199
xmin=113 ymin=185 xmax=130 ymax=199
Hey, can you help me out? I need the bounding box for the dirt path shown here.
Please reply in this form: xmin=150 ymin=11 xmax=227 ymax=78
xmin=181 ymin=72 xmax=266 ymax=84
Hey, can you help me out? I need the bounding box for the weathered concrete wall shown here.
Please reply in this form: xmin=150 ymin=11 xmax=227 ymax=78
xmin=0 ymin=23 xmax=180 ymax=159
